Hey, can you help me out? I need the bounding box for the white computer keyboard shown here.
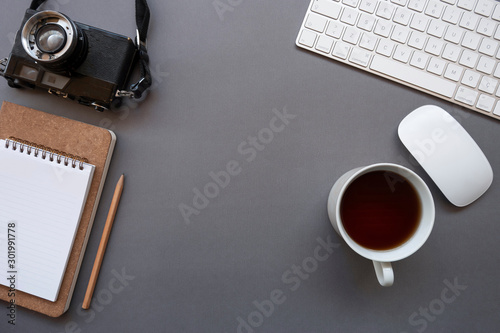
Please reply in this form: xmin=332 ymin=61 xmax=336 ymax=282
xmin=296 ymin=0 xmax=500 ymax=120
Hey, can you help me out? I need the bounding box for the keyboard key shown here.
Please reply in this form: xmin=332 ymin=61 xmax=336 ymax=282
xmin=316 ymin=35 xmax=335 ymax=53
xmin=428 ymin=57 xmax=446 ymax=75
xmin=394 ymin=7 xmax=413 ymax=25
xmin=341 ymin=7 xmax=359 ymax=25
xmin=391 ymin=0 xmax=408 ymax=6
xmin=444 ymin=63 xmax=464 ymax=81
xmin=494 ymin=25 xmax=500 ymax=40
xmin=408 ymin=0 xmax=426 ymax=12
xmin=311 ymin=0 xmax=342 ymax=19
xmin=427 ymin=20 xmax=447 ymax=38
xmin=475 ymin=0 xmax=495 ymax=17
xmin=370 ymin=55 xmax=457 ymax=97
xmin=410 ymin=51 xmax=430 ymax=68
xmin=392 ymin=25 xmax=411 ymax=43
xmin=444 ymin=25 xmax=464 ymax=44
xmin=478 ymin=76 xmax=498 ymax=94
xmin=477 ymin=94 xmax=495 ymax=112
xmin=461 ymin=69 xmax=481 ymax=87
xmin=326 ymin=21 xmax=346 ymax=38
xmin=492 ymin=4 xmax=500 ymax=21
xmin=332 ymin=41 xmax=351 ymax=59
xmin=305 ymin=13 xmax=328 ymax=32
xmin=349 ymin=47 xmax=372 ymax=66
xmin=359 ymin=32 xmax=378 ymax=50
xmin=457 ymin=0 xmax=475 ymax=11
xmin=477 ymin=56 xmax=496 ymax=74
xmin=459 ymin=49 xmax=479 ymax=67
xmin=461 ymin=31 xmax=482 ymax=50
xmin=425 ymin=1 xmax=445 ymax=18
xmin=343 ymin=0 xmax=360 ymax=7
xmin=343 ymin=26 xmax=362 ymax=44
xmin=410 ymin=13 xmax=430 ymax=31
xmin=442 ymin=44 xmax=462 ymax=61
xmin=494 ymin=102 xmax=500 ymax=115
xmin=459 ymin=12 xmax=480 ymax=30
xmin=374 ymin=19 xmax=394 ymax=37
xmin=425 ymin=37 xmax=444 ymax=55
xmin=479 ymin=45 xmax=498 ymax=62
xmin=376 ymin=39 xmax=396 ymax=56
xmin=298 ymin=29 xmax=317 ymax=47
xmin=376 ymin=2 xmax=396 ymax=19
xmin=477 ymin=18 xmax=496 ymax=37
xmin=442 ymin=6 xmax=463 ymax=24
xmin=357 ymin=13 xmax=376 ymax=31
xmin=359 ymin=0 xmax=378 ymax=14
xmin=455 ymin=86 xmax=478 ymax=105
xmin=394 ymin=44 xmax=412 ymax=62
xmin=494 ymin=63 xmax=500 ymax=78
xmin=408 ymin=31 xmax=427 ymax=49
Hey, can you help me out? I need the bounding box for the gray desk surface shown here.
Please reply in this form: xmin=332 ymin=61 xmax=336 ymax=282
xmin=1 ymin=1 xmax=499 ymax=332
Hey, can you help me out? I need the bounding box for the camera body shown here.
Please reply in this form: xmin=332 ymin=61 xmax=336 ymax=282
xmin=1 ymin=8 xmax=138 ymax=111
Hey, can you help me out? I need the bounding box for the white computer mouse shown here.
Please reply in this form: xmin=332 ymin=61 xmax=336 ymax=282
xmin=398 ymin=105 xmax=493 ymax=207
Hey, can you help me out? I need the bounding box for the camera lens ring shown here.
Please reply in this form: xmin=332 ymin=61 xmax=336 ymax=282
xmin=21 ymin=10 xmax=86 ymax=71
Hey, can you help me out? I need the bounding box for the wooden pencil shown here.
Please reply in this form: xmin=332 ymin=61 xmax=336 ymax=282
xmin=82 ymin=174 xmax=125 ymax=309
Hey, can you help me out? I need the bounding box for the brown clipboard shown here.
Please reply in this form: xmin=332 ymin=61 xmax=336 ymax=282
xmin=0 ymin=101 xmax=116 ymax=317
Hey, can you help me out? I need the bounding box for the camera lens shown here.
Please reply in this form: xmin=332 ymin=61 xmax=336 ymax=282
xmin=35 ymin=24 xmax=67 ymax=54
xmin=21 ymin=11 xmax=87 ymax=72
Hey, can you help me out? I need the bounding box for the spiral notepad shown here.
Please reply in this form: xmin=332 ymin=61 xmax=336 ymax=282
xmin=0 ymin=138 xmax=95 ymax=302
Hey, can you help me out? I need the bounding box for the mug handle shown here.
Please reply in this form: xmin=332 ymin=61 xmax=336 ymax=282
xmin=372 ymin=261 xmax=394 ymax=287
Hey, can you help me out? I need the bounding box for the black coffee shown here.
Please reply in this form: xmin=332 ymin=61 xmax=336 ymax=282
xmin=340 ymin=171 xmax=421 ymax=251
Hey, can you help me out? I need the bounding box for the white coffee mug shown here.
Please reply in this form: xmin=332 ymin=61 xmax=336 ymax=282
xmin=327 ymin=163 xmax=435 ymax=287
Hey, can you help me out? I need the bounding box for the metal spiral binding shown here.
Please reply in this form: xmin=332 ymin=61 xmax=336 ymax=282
xmin=4 ymin=138 xmax=85 ymax=170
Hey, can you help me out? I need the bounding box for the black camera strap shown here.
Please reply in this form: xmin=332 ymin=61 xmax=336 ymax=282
xmin=29 ymin=0 xmax=152 ymax=99
xmin=131 ymin=0 xmax=152 ymax=99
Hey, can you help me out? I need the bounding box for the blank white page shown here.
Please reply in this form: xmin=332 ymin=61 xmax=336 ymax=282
xmin=0 ymin=139 xmax=94 ymax=302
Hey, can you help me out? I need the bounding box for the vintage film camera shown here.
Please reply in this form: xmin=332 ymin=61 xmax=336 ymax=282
xmin=0 ymin=0 xmax=151 ymax=111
